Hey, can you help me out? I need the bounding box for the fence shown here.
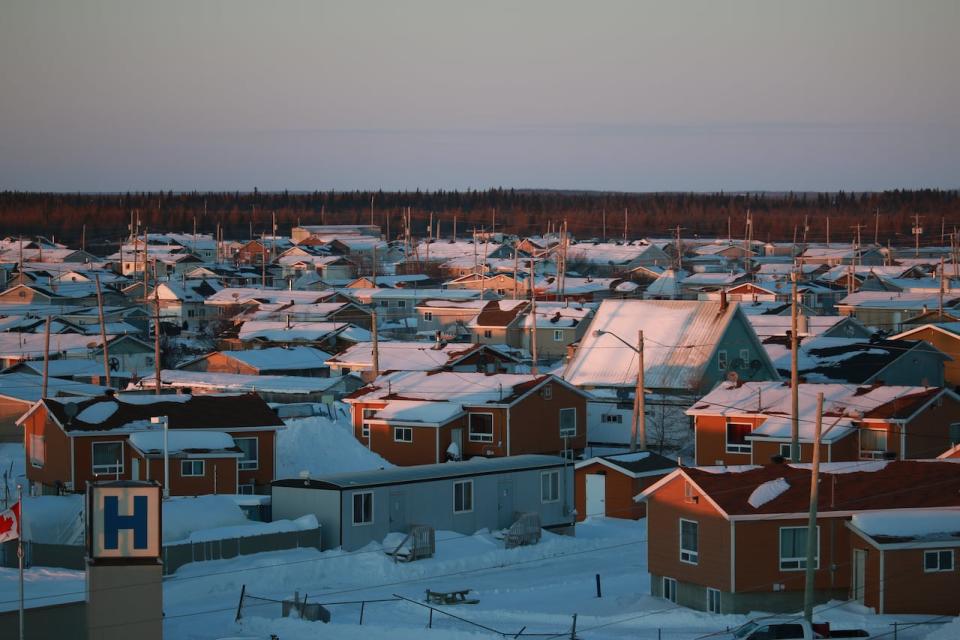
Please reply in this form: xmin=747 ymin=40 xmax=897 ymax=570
xmin=0 ymin=526 xmax=322 ymax=576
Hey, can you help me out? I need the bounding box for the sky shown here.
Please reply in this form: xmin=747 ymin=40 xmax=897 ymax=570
xmin=1 ymin=0 xmax=958 ymax=192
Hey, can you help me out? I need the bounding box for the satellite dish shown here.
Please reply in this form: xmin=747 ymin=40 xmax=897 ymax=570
xmin=63 ymin=402 xmax=79 ymax=420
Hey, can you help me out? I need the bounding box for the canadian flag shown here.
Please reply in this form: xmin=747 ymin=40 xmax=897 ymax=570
xmin=0 ymin=501 xmax=20 ymax=543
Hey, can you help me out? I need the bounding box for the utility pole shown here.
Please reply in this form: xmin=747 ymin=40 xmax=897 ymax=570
xmin=261 ymin=234 xmax=267 ymax=289
xmin=530 ymin=258 xmax=538 ymax=375
xmin=743 ymin=211 xmax=752 ymax=277
xmin=802 ymin=392 xmax=824 ymax=623
xmin=939 ymin=257 xmax=946 ymax=318
xmin=672 ymin=225 xmax=685 ymax=271
xmin=370 ymin=194 xmax=375 ymax=227
xmin=602 ymin=208 xmax=606 ymax=242
xmin=371 ymin=308 xmax=379 ymax=378
xmin=623 ymin=208 xmax=628 ymax=242
xmin=790 ymin=271 xmax=800 ymax=462
xmin=826 ymin=216 xmax=830 ymax=245
xmin=81 ymin=224 xmax=86 ymax=253
xmin=512 ymin=245 xmax=519 ymax=300
xmin=95 ymin=275 xmax=111 ymax=388
xmin=874 ymin=207 xmax=880 ymax=245
xmin=913 ymin=213 xmax=923 ymax=258
xmin=41 ymin=316 xmax=51 ymax=399
xmin=154 ymin=289 xmax=162 ymax=395
xmin=630 ymin=330 xmax=646 ymax=452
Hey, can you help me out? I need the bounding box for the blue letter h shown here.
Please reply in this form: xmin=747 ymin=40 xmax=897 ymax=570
xmin=103 ymin=495 xmax=148 ymax=550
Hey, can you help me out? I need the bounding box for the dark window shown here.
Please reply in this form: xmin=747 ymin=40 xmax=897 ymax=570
xmin=353 ymin=492 xmax=373 ymax=525
xmin=454 ymin=480 xmax=473 ymax=513
xmin=469 ymin=414 xmax=494 ymax=442
xmin=726 ymin=423 xmax=752 ymax=453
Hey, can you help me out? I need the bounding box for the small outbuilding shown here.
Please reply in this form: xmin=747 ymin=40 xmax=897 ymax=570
xmin=574 ymin=451 xmax=677 ymax=521
xmin=272 ymin=454 xmax=574 ymax=551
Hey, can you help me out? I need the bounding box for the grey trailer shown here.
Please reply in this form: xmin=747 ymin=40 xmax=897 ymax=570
xmin=272 ymin=454 xmax=574 ymax=551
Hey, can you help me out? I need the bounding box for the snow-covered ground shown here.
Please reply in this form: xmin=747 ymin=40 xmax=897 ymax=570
xmin=156 ymin=518 xmax=950 ymax=640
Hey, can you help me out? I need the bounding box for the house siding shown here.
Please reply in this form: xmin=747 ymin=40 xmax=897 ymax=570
xmin=574 ymin=462 xmax=651 ymax=521
xmin=878 ymin=546 xmax=960 ymax=615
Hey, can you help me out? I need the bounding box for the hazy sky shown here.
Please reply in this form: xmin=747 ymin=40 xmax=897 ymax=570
xmin=2 ymin=0 xmax=958 ymax=192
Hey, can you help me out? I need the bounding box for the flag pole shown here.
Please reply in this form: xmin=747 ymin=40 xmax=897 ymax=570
xmin=17 ymin=483 xmax=24 ymax=640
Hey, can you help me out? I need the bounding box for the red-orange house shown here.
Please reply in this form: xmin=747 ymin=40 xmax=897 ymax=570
xmin=688 ymin=380 xmax=960 ymax=466
xmin=19 ymin=391 xmax=283 ymax=495
xmin=638 ymin=460 xmax=960 ymax=614
xmin=345 ymin=370 xmax=589 ymax=466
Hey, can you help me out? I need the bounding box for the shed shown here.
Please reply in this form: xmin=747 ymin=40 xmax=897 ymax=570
xmin=574 ymin=451 xmax=676 ymax=521
xmin=272 ymin=454 xmax=574 ymax=551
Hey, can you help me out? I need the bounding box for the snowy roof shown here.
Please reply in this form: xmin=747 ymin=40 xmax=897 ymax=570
xmin=565 ymin=241 xmax=662 ymax=265
xmin=0 ymin=372 xmax=107 ymax=402
xmin=154 ymin=370 xmax=350 ymax=394
xmin=520 ymin=303 xmax=593 ymax=329
xmin=327 ymin=341 xmax=494 ymax=371
xmin=209 ymin=346 xmax=332 ymax=371
xmin=237 ymin=320 xmax=371 ymax=343
xmin=128 ymin=430 xmax=240 ymax=455
xmin=206 ymin=287 xmax=330 ymax=306
xmin=850 ymin=510 xmax=960 ymax=543
xmin=837 ymin=291 xmax=960 ymax=310
xmin=747 ymin=315 xmax=851 ymax=340
xmin=468 ymin=300 xmax=529 ymax=328
xmin=563 ymin=299 xmax=747 ymax=390
xmin=275 ymin=454 xmax=566 ymax=489
xmin=644 ymin=268 xmax=686 ymax=298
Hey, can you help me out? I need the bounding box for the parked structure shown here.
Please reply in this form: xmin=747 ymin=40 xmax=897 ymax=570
xmin=574 ymin=451 xmax=676 ymax=521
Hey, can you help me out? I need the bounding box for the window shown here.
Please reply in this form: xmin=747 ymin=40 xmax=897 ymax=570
xmin=483 ymin=329 xmax=492 ymax=339
xmin=780 ymin=526 xmax=819 ymax=570
xmin=683 ymin=481 xmax=697 ymax=503
xmin=541 ymin=470 xmax=560 ymax=502
xmin=706 ymin=587 xmax=721 ymax=614
xmin=718 ymin=349 xmax=728 ymax=370
xmin=235 ymin=437 xmax=259 ymax=470
xmin=559 ymin=408 xmax=577 ymax=438
xmin=553 ymin=329 xmax=563 ymax=342
xmin=424 ymin=311 xmax=433 ymax=321
xmin=924 ymin=550 xmax=954 ymax=572
xmin=726 ymin=423 xmax=752 ymax=454
xmin=662 ymin=577 xmax=677 ymax=603
xmin=237 ymin=482 xmax=255 ymax=495
xmin=860 ymin=428 xmax=888 ymax=459
xmin=352 ymin=491 xmax=373 ymax=525
xmin=453 ymin=480 xmax=473 ymax=513
xmin=779 ymin=443 xmax=792 ymax=459
xmin=181 ymin=460 xmax=205 ymax=477
xmin=397 ymin=300 xmax=406 ymax=308
xmin=541 ymin=385 xmax=552 ymax=400
xmin=469 ymin=413 xmax=494 ymax=442
xmin=361 ymin=423 xmax=370 ymax=438
xmin=29 ymin=434 xmax=45 ymax=468
xmin=379 ymin=300 xmax=388 ymax=307
xmin=601 ymin=414 xmax=623 ymax=424
xmin=393 ymin=426 xmax=413 ymax=443
xmin=145 ymin=356 xmax=154 ymax=366
xmin=92 ymin=441 xmax=124 ymax=475
xmin=739 ymin=349 xmax=750 ymax=364
xmin=680 ymin=519 xmax=699 ymax=564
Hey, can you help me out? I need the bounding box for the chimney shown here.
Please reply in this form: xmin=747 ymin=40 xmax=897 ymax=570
xmin=719 ymin=289 xmax=728 ymax=312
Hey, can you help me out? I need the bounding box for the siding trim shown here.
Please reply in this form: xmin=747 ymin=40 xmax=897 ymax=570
xmin=730 ymin=520 xmax=736 ymax=593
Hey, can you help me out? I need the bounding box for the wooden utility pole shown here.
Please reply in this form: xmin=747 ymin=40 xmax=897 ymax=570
xmin=371 ymin=308 xmax=379 ymax=378
xmin=41 ymin=316 xmax=51 ymax=399
xmin=530 ymin=258 xmax=539 ymax=375
xmin=142 ymin=228 xmax=149 ymax=302
xmin=826 ymin=216 xmax=830 ymax=245
xmin=623 ymin=208 xmax=628 ymax=242
xmin=672 ymin=225 xmax=685 ymax=271
xmin=261 ymin=234 xmax=267 ymax=289
xmin=95 ymin=275 xmax=111 ymax=388
xmin=630 ymin=330 xmax=646 ymax=452
xmin=802 ymin=392 xmax=824 ymax=623
xmin=370 ymin=194 xmax=375 ymax=227
xmin=512 ymin=245 xmax=519 ymax=300
xmin=602 ymin=208 xmax=606 ymax=242
xmin=790 ymin=271 xmax=800 ymax=462
xmin=874 ymin=207 xmax=880 ymax=245
xmin=81 ymin=224 xmax=86 ymax=253
xmin=939 ymin=257 xmax=946 ymax=318
xmin=153 ymin=289 xmax=162 ymax=395
xmin=913 ymin=213 xmax=923 ymax=257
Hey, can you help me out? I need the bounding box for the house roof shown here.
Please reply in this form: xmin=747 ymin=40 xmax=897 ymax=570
xmin=147 ymin=370 xmax=351 ymax=394
xmin=848 ymin=510 xmax=960 ymax=545
xmin=575 ymin=450 xmax=677 ymax=478
xmin=563 ymin=299 xmax=755 ymax=390
xmin=643 ymin=460 xmax=960 ymax=518
xmin=197 ymin=346 xmax=332 ymax=372
xmin=128 ymin=430 xmax=241 ymax=456
xmin=274 ymin=454 xmax=566 ymax=490
xmin=42 ymin=392 xmax=283 ymax=433
xmin=327 ymin=342 xmax=512 ymax=371
xmin=469 ymin=300 xmax=529 ymax=328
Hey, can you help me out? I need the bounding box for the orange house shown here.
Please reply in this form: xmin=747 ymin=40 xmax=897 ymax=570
xmin=689 ymin=380 xmax=960 ymax=466
xmin=20 ymin=391 xmax=283 ymax=495
xmin=638 ymin=460 xmax=960 ymax=614
xmin=345 ymin=370 xmax=589 ymax=466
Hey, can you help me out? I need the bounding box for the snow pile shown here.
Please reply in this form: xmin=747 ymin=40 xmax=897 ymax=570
xmin=184 ymin=514 xmax=319 ymax=544
xmin=852 ymin=510 xmax=960 ymax=538
xmin=76 ymin=401 xmax=118 ymax=423
xmin=118 ymin=393 xmax=191 ymax=405
xmin=129 ymin=430 xmax=236 ymax=454
xmin=790 ymin=461 xmax=890 ymax=474
xmin=0 ymin=443 xmax=25 ymax=503
xmin=747 ymin=477 xmax=790 ymax=508
xmin=924 ymin=617 xmax=960 ymax=640
xmin=162 ymin=495 xmax=252 ymax=543
xmin=0 ymin=567 xmax=86 ymax=613
xmin=20 ymin=495 xmax=85 ymax=544
xmin=276 ymin=412 xmax=391 ymax=478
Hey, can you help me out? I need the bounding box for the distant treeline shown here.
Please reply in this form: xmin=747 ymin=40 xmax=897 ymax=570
xmin=2 ymin=189 xmax=960 ymax=248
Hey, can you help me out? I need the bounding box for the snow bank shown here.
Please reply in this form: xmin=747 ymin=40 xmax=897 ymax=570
xmin=21 ymin=495 xmax=84 ymax=544
xmin=162 ymin=495 xmax=251 ymax=543
xmin=924 ymin=617 xmax=960 ymax=640
xmin=276 ymin=412 xmax=391 ymax=478
xmin=0 ymin=566 xmax=85 ymax=613
xmin=748 ymin=477 xmax=790 ymax=509
xmin=852 ymin=510 xmax=960 ymax=538
xmin=185 ymin=514 xmax=319 ymax=544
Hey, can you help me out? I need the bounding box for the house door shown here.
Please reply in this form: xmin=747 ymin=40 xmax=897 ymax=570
xmin=389 ymin=491 xmax=407 ymax=532
xmin=852 ymin=549 xmax=866 ymax=604
xmin=585 ymin=474 xmax=606 ymax=518
xmin=497 ymin=480 xmax=514 ymax=529
xmin=131 ymin=458 xmax=140 ymax=481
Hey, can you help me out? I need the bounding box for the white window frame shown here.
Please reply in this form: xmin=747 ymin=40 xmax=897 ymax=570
xmin=352 ymin=491 xmax=374 ymax=526
xmin=779 ymin=443 xmax=792 ymax=459
xmin=717 ymin=349 xmax=728 ymax=370
xmin=679 ymin=518 xmax=699 ymax=565
xmin=601 ymin=414 xmax=623 ymax=424
xmin=725 ymin=422 xmax=752 ymax=454
xmin=683 ymin=481 xmax=697 ymax=504
xmin=553 ymin=329 xmax=564 ymax=342
xmin=424 ymin=311 xmax=433 ymax=321
xmin=237 ymin=482 xmax=255 ymax=495
xmin=859 ymin=428 xmax=888 ymax=460
xmin=181 ymin=460 xmax=205 ymax=477
xmin=559 ymin=408 xmax=577 ymax=437
xmin=361 ymin=423 xmax=370 ymax=438
xmin=706 ymin=587 xmax=721 ymax=613
xmin=397 ymin=300 xmax=406 ymax=308
xmin=92 ymin=441 xmax=124 ymax=475
xmin=29 ymin=433 xmax=45 ymax=468
xmin=453 ymin=480 xmax=473 ymax=514
xmin=923 ymin=550 xmax=954 ymax=573
xmin=541 ymin=470 xmax=560 ymax=503
xmin=468 ymin=413 xmax=494 ymax=443
xmin=393 ymin=426 xmax=413 ymax=443
xmin=483 ymin=329 xmax=492 ymax=339
xmin=234 ymin=437 xmax=259 ymax=471
xmin=779 ymin=526 xmax=819 ymax=571
xmin=739 ymin=349 xmax=750 ymax=365
xmin=662 ymin=577 xmax=677 ymax=603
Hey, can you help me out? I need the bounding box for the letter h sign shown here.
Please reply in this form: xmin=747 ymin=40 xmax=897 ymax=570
xmin=89 ymin=483 xmax=160 ymax=560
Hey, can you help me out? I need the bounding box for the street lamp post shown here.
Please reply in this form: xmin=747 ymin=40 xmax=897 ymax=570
xmin=594 ymin=329 xmax=646 ymax=451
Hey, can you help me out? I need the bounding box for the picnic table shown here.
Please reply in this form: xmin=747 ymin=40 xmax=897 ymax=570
xmin=425 ymin=589 xmax=479 ymax=605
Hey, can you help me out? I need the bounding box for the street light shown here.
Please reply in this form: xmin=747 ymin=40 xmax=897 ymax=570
xmin=593 ymin=329 xmax=646 ymax=451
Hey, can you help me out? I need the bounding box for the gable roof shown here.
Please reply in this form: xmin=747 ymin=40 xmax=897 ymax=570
xmin=469 ymin=300 xmax=529 ymax=328
xmin=575 ymin=450 xmax=677 ymax=478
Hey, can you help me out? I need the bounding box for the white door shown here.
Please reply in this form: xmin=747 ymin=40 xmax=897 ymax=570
xmin=131 ymin=458 xmax=140 ymax=481
xmin=852 ymin=549 xmax=866 ymax=604
xmin=585 ymin=474 xmax=606 ymax=518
